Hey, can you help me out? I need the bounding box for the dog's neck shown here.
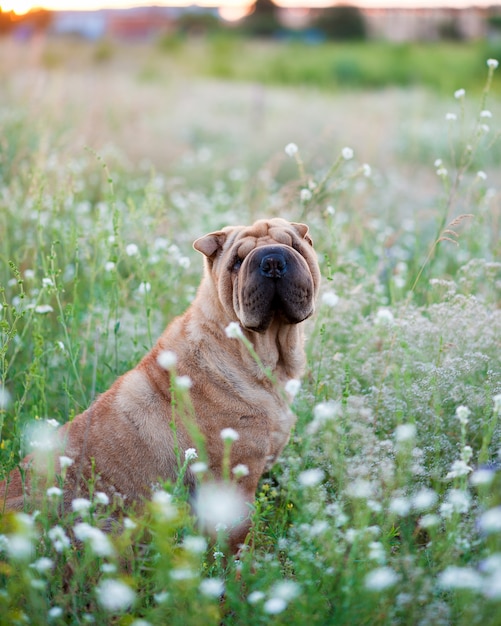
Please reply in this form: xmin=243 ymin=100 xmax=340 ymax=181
xmin=186 ymin=278 xmax=306 ymax=383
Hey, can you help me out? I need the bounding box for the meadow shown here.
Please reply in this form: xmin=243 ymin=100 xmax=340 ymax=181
xmin=0 ymin=36 xmax=501 ymax=625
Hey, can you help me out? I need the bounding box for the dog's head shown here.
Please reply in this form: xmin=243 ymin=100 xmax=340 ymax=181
xmin=194 ymin=218 xmax=320 ymax=332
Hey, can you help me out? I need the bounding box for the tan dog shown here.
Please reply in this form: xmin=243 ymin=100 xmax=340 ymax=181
xmin=0 ymin=218 xmax=320 ymax=550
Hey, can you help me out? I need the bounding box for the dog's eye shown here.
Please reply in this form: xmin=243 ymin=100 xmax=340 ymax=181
xmin=232 ymin=257 xmax=242 ymax=272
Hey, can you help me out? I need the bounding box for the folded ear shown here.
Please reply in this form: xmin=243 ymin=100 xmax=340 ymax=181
xmin=291 ymin=222 xmax=313 ymax=246
xmin=193 ymin=231 xmax=227 ymax=258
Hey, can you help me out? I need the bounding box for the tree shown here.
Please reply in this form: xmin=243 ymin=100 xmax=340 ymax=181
xmin=242 ymin=0 xmax=281 ymax=38
xmin=314 ymin=5 xmax=367 ymax=41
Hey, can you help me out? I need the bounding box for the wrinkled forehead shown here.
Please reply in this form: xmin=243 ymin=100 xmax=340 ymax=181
xmin=225 ymin=221 xmax=296 ymax=257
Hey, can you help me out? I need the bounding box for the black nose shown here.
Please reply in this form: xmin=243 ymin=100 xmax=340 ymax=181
xmin=259 ymin=252 xmax=287 ymax=278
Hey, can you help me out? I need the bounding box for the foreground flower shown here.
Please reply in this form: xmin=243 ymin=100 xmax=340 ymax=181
xmin=74 ymin=523 xmax=114 ymax=557
xmin=438 ymin=566 xmax=481 ymax=591
xmin=156 ymin=350 xmax=177 ymax=370
xmin=284 ymin=142 xmax=298 ymax=157
xmin=195 ymin=482 xmax=247 ymax=533
xmin=96 ymin=579 xmax=135 ymax=612
xmin=298 ymin=468 xmax=325 ymax=487
xmin=342 ymin=146 xmax=354 ymax=160
xmin=487 ymin=58 xmax=499 ymax=70
xmin=199 ymin=578 xmax=225 ymax=598
xmin=220 ymin=427 xmax=239 ymax=442
xmin=454 ymin=88 xmax=465 ymax=99
xmin=365 ymin=566 xmax=400 ymax=591
xmin=225 ymin=322 xmax=244 ymax=339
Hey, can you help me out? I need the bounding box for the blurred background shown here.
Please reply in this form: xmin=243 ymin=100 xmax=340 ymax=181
xmin=0 ymin=1 xmax=499 ymax=224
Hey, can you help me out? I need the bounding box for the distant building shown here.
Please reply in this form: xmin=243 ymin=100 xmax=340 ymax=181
xmin=50 ymin=11 xmax=107 ymax=40
xmin=360 ymin=7 xmax=487 ymax=41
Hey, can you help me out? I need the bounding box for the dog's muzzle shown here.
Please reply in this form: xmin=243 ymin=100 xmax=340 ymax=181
xmin=236 ymin=245 xmax=315 ymax=332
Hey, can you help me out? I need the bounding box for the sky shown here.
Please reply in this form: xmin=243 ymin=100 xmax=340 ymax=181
xmin=2 ymin=0 xmax=494 ymax=13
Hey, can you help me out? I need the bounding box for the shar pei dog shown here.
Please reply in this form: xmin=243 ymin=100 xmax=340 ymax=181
xmin=0 ymin=217 xmax=320 ymax=551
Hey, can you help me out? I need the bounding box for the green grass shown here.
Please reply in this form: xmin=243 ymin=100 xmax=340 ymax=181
xmin=0 ymin=40 xmax=501 ymax=625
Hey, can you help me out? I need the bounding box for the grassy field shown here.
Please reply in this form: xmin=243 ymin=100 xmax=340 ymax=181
xmin=1 ymin=38 xmax=501 ymax=624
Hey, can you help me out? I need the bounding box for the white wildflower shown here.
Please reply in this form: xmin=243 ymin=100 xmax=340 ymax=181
xmin=272 ymin=580 xmax=300 ymax=601
xmin=175 ymin=375 xmax=192 ymax=389
xmin=248 ymin=590 xmax=265 ymax=604
xmin=368 ymin=541 xmax=386 ymax=564
xmin=264 ymin=597 xmax=287 ymax=614
xmin=95 ymin=492 xmax=110 ymax=505
xmin=184 ymin=448 xmax=198 ymax=462
xmin=438 ymin=566 xmax=481 ymax=591
xmin=190 ymin=461 xmax=208 ymax=474
xmin=225 ymin=322 xmax=244 ymax=339
xmin=362 ymin=163 xmax=371 ymax=177
xmin=300 ymin=188 xmax=312 ymax=202
xmin=101 ymin=563 xmax=117 ymax=574
xmin=374 ymin=308 xmax=394 ymax=326
xmin=232 ymin=464 xmax=250 ymax=478
xmin=220 ymin=427 xmax=239 ymax=442
xmin=470 ymin=468 xmax=494 ymax=486
xmin=342 ymin=147 xmax=354 ymax=160
xmin=389 ymin=496 xmax=411 ymax=517
xmin=152 ymin=490 xmax=177 ymax=520
xmin=35 ymin=305 xmax=54 ymax=314
xmin=74 ymin=523 xmax=114 ymax=557
xmin=480 ymin=124 xmax=490 ymax=133
xmin=345 ymin=479 xmax=373 ymax=500
xmin=137 ymin=282 xmax=151 ymax=295
xmin=6 ymin=534 xmax=33 ymax=561
xmin=298 ymin=468 xmax=325 ymax=488
xmin=96 ymin=579 xmax=135 ymax=612
xmin=480 ymin=110 xmax=492 ymax=118
xmin=284 ymin=143 xmax=298 ymax=157
xmin=394 ymin=423 xmax=416 ymax=443
xmin=105 ymin=261 xmax=115 ymax=272
xmin=31 ymin=557 xmax=54 ymax=573
xmin=445 ymin=113 xmax=457 ymax=121
xmin=455 ymin=405 xmax=471 ymax=425
xmin=477 ymin=171 xmax=487 ymax=181
xmin=412 ymin=488 xmax=438 ymax=512
xmin=419 ymin=514 xmax=440 ymax=529
xmin=170 ymin=567 xmax=196 ymax=581
xmin=434 ymin=158 xmax=443 ymax=167
xmin=182 ymin=536 xmax=207 ymax=554
xmin=48 ymin=607 xmax=63 ymax=619
xmin=25 ymin=420 xmax=59 ymax=453
xmin=436 ymin=166 xmax=448 ymax=177
xmin=446 ymin=459 xmax=472 ymax=480
xmin=156 ymin=350 xmax=177 ymax=370
xmin=487 ymin=58 xmax=499 ymax=69
xmin=478 ymin=507 xmax=501 ymax=534
xmin=365 ymin=566 xmax=400 ymax=591
xmin=125 ymin=243 xmax=139 ymax=257
xmin=195 ymin=482 xmax=247 ymax=534
xmin=454 ymin=88 xmax=465 ymax=99
xmin=0 ymin=385 xmax=11 ymax=410
xmin=285 ymin=378 xmax=301 ymax=399
xmin=321 ymin=290 xmax=339 ymax=307
xmin=59 ymin=455 xmax=74 ymax=469
xmin=71 ymin=498 xmax=91 ymax=513
xmin=493 ymin=394 xmax=501 ymax=415
xmin=177 ymin=256 xmax=190 ymax=269
xmin=440 ymin=489 xmax=471 ymax=517
xmin=42 ymin=277 xmax=54 ymax=288
xmin=48 ymin=526 xmax=70 ymax=552
xmin=24 ymin=269 xmax=35 ymax=280
xmin=46 ymin=486 xmax=63 ymax=498
xmin=199 ymin=578 xmax=225 ymax=597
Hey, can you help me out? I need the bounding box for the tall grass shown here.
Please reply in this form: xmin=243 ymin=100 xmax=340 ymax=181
xmin=0 ymin=43 xmax=500 ymax=625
